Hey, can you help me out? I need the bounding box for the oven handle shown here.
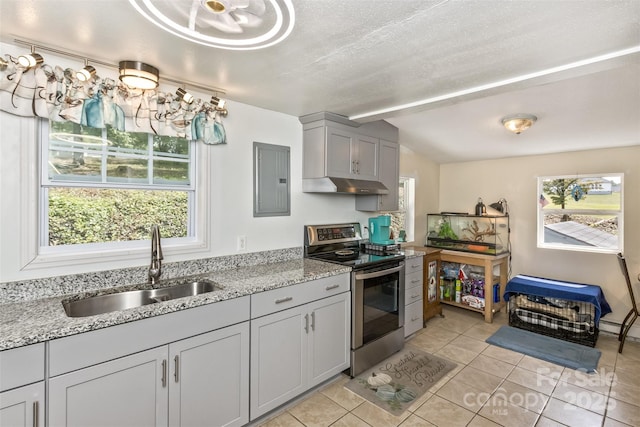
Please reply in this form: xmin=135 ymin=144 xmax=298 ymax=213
xmin=355 ymin=265 xmax=403 ymax=280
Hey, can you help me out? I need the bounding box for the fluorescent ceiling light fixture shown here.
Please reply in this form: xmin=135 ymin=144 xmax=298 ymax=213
xmin=501 ymin=114 xmax=537 ymax=134
xmin=119 ymin=60 xmax=160 ymax=89
xmin=128 ymin=0 xmax=295 ymax=50
xmin=350 ymin=45 xmax=640 ymax=121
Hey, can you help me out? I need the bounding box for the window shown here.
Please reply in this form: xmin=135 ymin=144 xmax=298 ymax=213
xmin=389 ymin=177 xmax=415 ymax=242
xmin=537 ymin=174 xmax=623 ymax=253
xmin=41 ymin=120 xmax=195 ymax=249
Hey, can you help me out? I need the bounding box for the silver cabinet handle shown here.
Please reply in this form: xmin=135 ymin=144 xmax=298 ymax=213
xmin=411 ymin=279 xmax=421 ymax=284
xmin=325 ymin=284 xmax=340 ymax=291
xmin=275 ymin=296 xmax=293 ymax=304
xmin=411 ymin=264 xmax=421 ymax=268
xmin=174 ymin=355 xmax=179 ymax=383
xmin=351 ymin=160 xmax=356 ymax=174
xmin=304 ymin=313 xmax=309 ymax=334
xmin=33 ymin=401 xmax=39 ymax=427
xmin=411 ymin=316 xmax=421 ymax=322
xmin=311 ymin=312 xmax=315 ymax=331
xmin=161 ymin=359 xmax=167 ymax=388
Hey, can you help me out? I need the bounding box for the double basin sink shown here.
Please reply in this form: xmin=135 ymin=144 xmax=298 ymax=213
xmin=63 ymin=279 xmax=221 ymax=318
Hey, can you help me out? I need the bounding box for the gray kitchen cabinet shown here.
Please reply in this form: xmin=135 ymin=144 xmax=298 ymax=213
xmin=249 ymin=288 xmax=350 ymax=420
xmin=49 ymin=346 xmax=168 ymax=427
xmin=48 ymin=297 xmax=251 ymax=427
xmin=0 ymin=382 xmax=44 ymax=427
xmin=169 ymin=322 xmax=249 ymax=427
xmin=356 ymin=138 xmax=400 ymax=211
xmin=325 ymin=126 xmax=379 ymax=181
xmin=49 ymin=322 xmax=250 ymax=427
xmin=404 ymin=257 xmax=424 ymax=337
xmin=0 ymin=343 xmax=45 ymax=427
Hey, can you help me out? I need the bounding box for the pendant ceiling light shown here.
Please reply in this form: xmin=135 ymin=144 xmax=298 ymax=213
xmin=128 ymin=0 xmax=295 ymax=50
xmin=501 ymin=114 xmax=537 ymax=134
xmin=119 ymin=61 xmax=160 ymax=90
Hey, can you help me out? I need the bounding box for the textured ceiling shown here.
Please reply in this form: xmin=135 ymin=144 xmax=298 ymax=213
xmin=1 ymin=0 xmax=639 ymax=163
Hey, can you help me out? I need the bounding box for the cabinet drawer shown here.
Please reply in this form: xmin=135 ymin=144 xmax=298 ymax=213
xmin=405 ymin=257 xmax=423 ymax=276
xmin=251 ymin=274 xmax=350 ymax=319
xmin=0 ymin=343 xmax=44 ymax=392
xmin=404 ymin=284 xmax=423 ymax=306
xmin=404 ymin=300 xmax=423 ymax=337
xmin=405 ymin=270 xmax=423 ymax=290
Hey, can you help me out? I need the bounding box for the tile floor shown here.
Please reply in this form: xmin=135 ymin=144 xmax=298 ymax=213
xmin=257 ymin=306 xmax=640 ymax=427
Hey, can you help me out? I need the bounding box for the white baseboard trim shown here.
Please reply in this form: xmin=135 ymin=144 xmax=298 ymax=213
xmin=599 ymin=318 xmax=640 ymax=341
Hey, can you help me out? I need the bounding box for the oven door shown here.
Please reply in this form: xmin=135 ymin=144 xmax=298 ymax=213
xmin=352 ymin=262 xmax=405 ymax=349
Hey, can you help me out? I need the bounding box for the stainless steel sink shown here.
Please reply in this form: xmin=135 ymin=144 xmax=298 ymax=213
xmin=63 ymin=280 xmax=221 ymax=318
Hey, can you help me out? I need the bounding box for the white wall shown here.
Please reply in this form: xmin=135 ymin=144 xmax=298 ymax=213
xmin=439 ymin=146 xmax=640 ymax=335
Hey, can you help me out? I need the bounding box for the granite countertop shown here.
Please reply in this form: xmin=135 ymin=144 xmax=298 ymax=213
xmin=0 ymin=258 xmax=351 ymax=351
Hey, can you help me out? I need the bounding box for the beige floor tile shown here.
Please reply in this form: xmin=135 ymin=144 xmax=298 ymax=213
xmin=535 ymin=416 xmax=568 ymax=427
xmin=614 ymin=353 xmax=640 ymax=374
xmin=453 ymin=365 xmax=504 ymax=394
xmin=397 ymin=414 xmax=436 ymax=426
xmin=606 ymin=397 xmax=640 ymax=426
xmin=506 ymin=366 xmax=557 ymax=395
xmin=482 ymin=345 xmax=525 ymax=366
xmin=288 ymin=393 xmax=348 ymax=427
xmin=405 ymin=391 xmax=433 ymax=413
xmin=517 ymin=355 xmax=565 ymax=379
xmin=436 ymin=377 xmax=488 ymax=412
xmin=478 ymin=393 xmax=539 ymax=427
xmin=259 ymin=411 xmax=305 ymax=427
xmin=540 ymin=397 xmax=603 ymax=427
xmin=450 ymin=334 xmax=490 ymax=354
xmin=349 ymin=401 xmax=410 ymax=427
xmin=468 ymin=415 xmax=503 ymax=427
xmin=413 ymin=394 xmax=475 ymax=427
xmin=558 ymin=367 xmax=614 ymax=396
xmin=464 ymin=322 xmax=503 ymax=341
xmin=468 ymin=353 xmax=516 ymax=379
xmin=421 ymin=323 xmax=462 ymax=341
xmin=492 ymin=379 xmax=549 ymax=414
xmin=436 ymin=342 xmax=481 ymax=365
xmin=610 ymin=373 xmax=640 ymax=407
xmin=603 ymin=416 xmax=633 ymax=427
xmin=330 ymin=413 xmax=372 ymax=427
xmin=552 ymin=381 xmax=609 ymax=414
xmin=321 ymin=376 xmax=366 ymax=411
xmin=406 ymin=333 xmax=452 ymax=354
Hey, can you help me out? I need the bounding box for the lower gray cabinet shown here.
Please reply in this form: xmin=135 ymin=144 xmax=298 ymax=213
xmin=250 ymin=292 xmax=350 ymax=420
xmin=0 ymin=382 xmax=44 ymax=427
xmin=49 ymin=322 xmax=250 ymax=427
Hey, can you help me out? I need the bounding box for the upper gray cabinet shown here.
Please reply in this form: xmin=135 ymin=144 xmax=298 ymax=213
xmin=300 ymin=112 xmax=400 ymax=211
xmin=356 ymin=139 xmax=399 ymax=212
xmin=325 ymin=126 xmax=379 ymax=181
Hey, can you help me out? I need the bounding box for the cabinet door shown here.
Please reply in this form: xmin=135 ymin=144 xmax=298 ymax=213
xmin=250 ymin=306 xmax=307 ymax=420
xmin=377 ymin=139 xmax=399 ymax=210
xmin=307 ymin=292 xmax=350 ymax=387
xmin=354 ymin=134 xmax=379 ymax=181
xmin=169 ymin=322 xmax=249 ymax=427
xmin=326 ymin=127 xmax=356 ymax=178
xmin=49 ymin=347 xmax=168 ymax=427
xmin=0 ymin=382 xmax=44 ymax=427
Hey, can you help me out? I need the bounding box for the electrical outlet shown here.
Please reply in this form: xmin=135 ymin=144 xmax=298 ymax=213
xmin=237 ymin=235 xmax=246 ymax=251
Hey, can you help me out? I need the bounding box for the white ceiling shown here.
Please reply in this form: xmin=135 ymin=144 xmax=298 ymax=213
xmin=1 ymin=0 xmax=639 ymax=163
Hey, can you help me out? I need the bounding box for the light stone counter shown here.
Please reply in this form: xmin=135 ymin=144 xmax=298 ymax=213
xmin=0 ymin=254 xmax=350 ymax=351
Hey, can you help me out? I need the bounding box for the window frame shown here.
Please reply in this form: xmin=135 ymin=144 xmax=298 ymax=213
xmin=536 ymin=173 xmax=623 ymax=254
xmin=19 ymin=119 xmax=211 ymax=272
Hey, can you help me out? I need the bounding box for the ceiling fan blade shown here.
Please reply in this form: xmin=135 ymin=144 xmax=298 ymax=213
xmin=231 ymin=10 xmax=262 ymax=27
xmin=202 ymin=12 xmax=243 ymax=33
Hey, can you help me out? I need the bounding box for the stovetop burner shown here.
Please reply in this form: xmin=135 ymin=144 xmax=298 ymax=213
xmin=304 ymin=222 xmax=405 ymax=269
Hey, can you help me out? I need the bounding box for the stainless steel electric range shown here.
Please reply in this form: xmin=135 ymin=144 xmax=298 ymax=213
xmin=304 ymin=222 xmax=405 ymax=377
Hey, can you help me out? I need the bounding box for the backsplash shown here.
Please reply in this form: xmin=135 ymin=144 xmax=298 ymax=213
xmin=0 ymin=247 xmax=302 ymax=303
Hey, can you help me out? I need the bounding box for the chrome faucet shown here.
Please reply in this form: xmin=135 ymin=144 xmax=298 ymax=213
xmin=148 ymin=225 xmax=163 ymax=284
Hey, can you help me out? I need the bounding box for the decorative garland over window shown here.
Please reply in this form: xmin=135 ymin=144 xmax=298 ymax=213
xmin=0 ymin=54 xmax=226 ymax=145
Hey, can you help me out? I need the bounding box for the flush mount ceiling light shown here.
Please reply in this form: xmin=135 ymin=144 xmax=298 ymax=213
xmin=128 ymin=0 xmax=295 ymax=50
xmin=18 ymin=52 xmax=44 ymax=69
xmin=119 ymin=60 xmax=160 ymax=89
xmin=501 ymin=114 xmax=537 ymax=134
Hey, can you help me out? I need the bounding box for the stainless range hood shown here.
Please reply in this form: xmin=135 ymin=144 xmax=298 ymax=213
xmin=302 ymin=177 xmax=389 ymax=194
